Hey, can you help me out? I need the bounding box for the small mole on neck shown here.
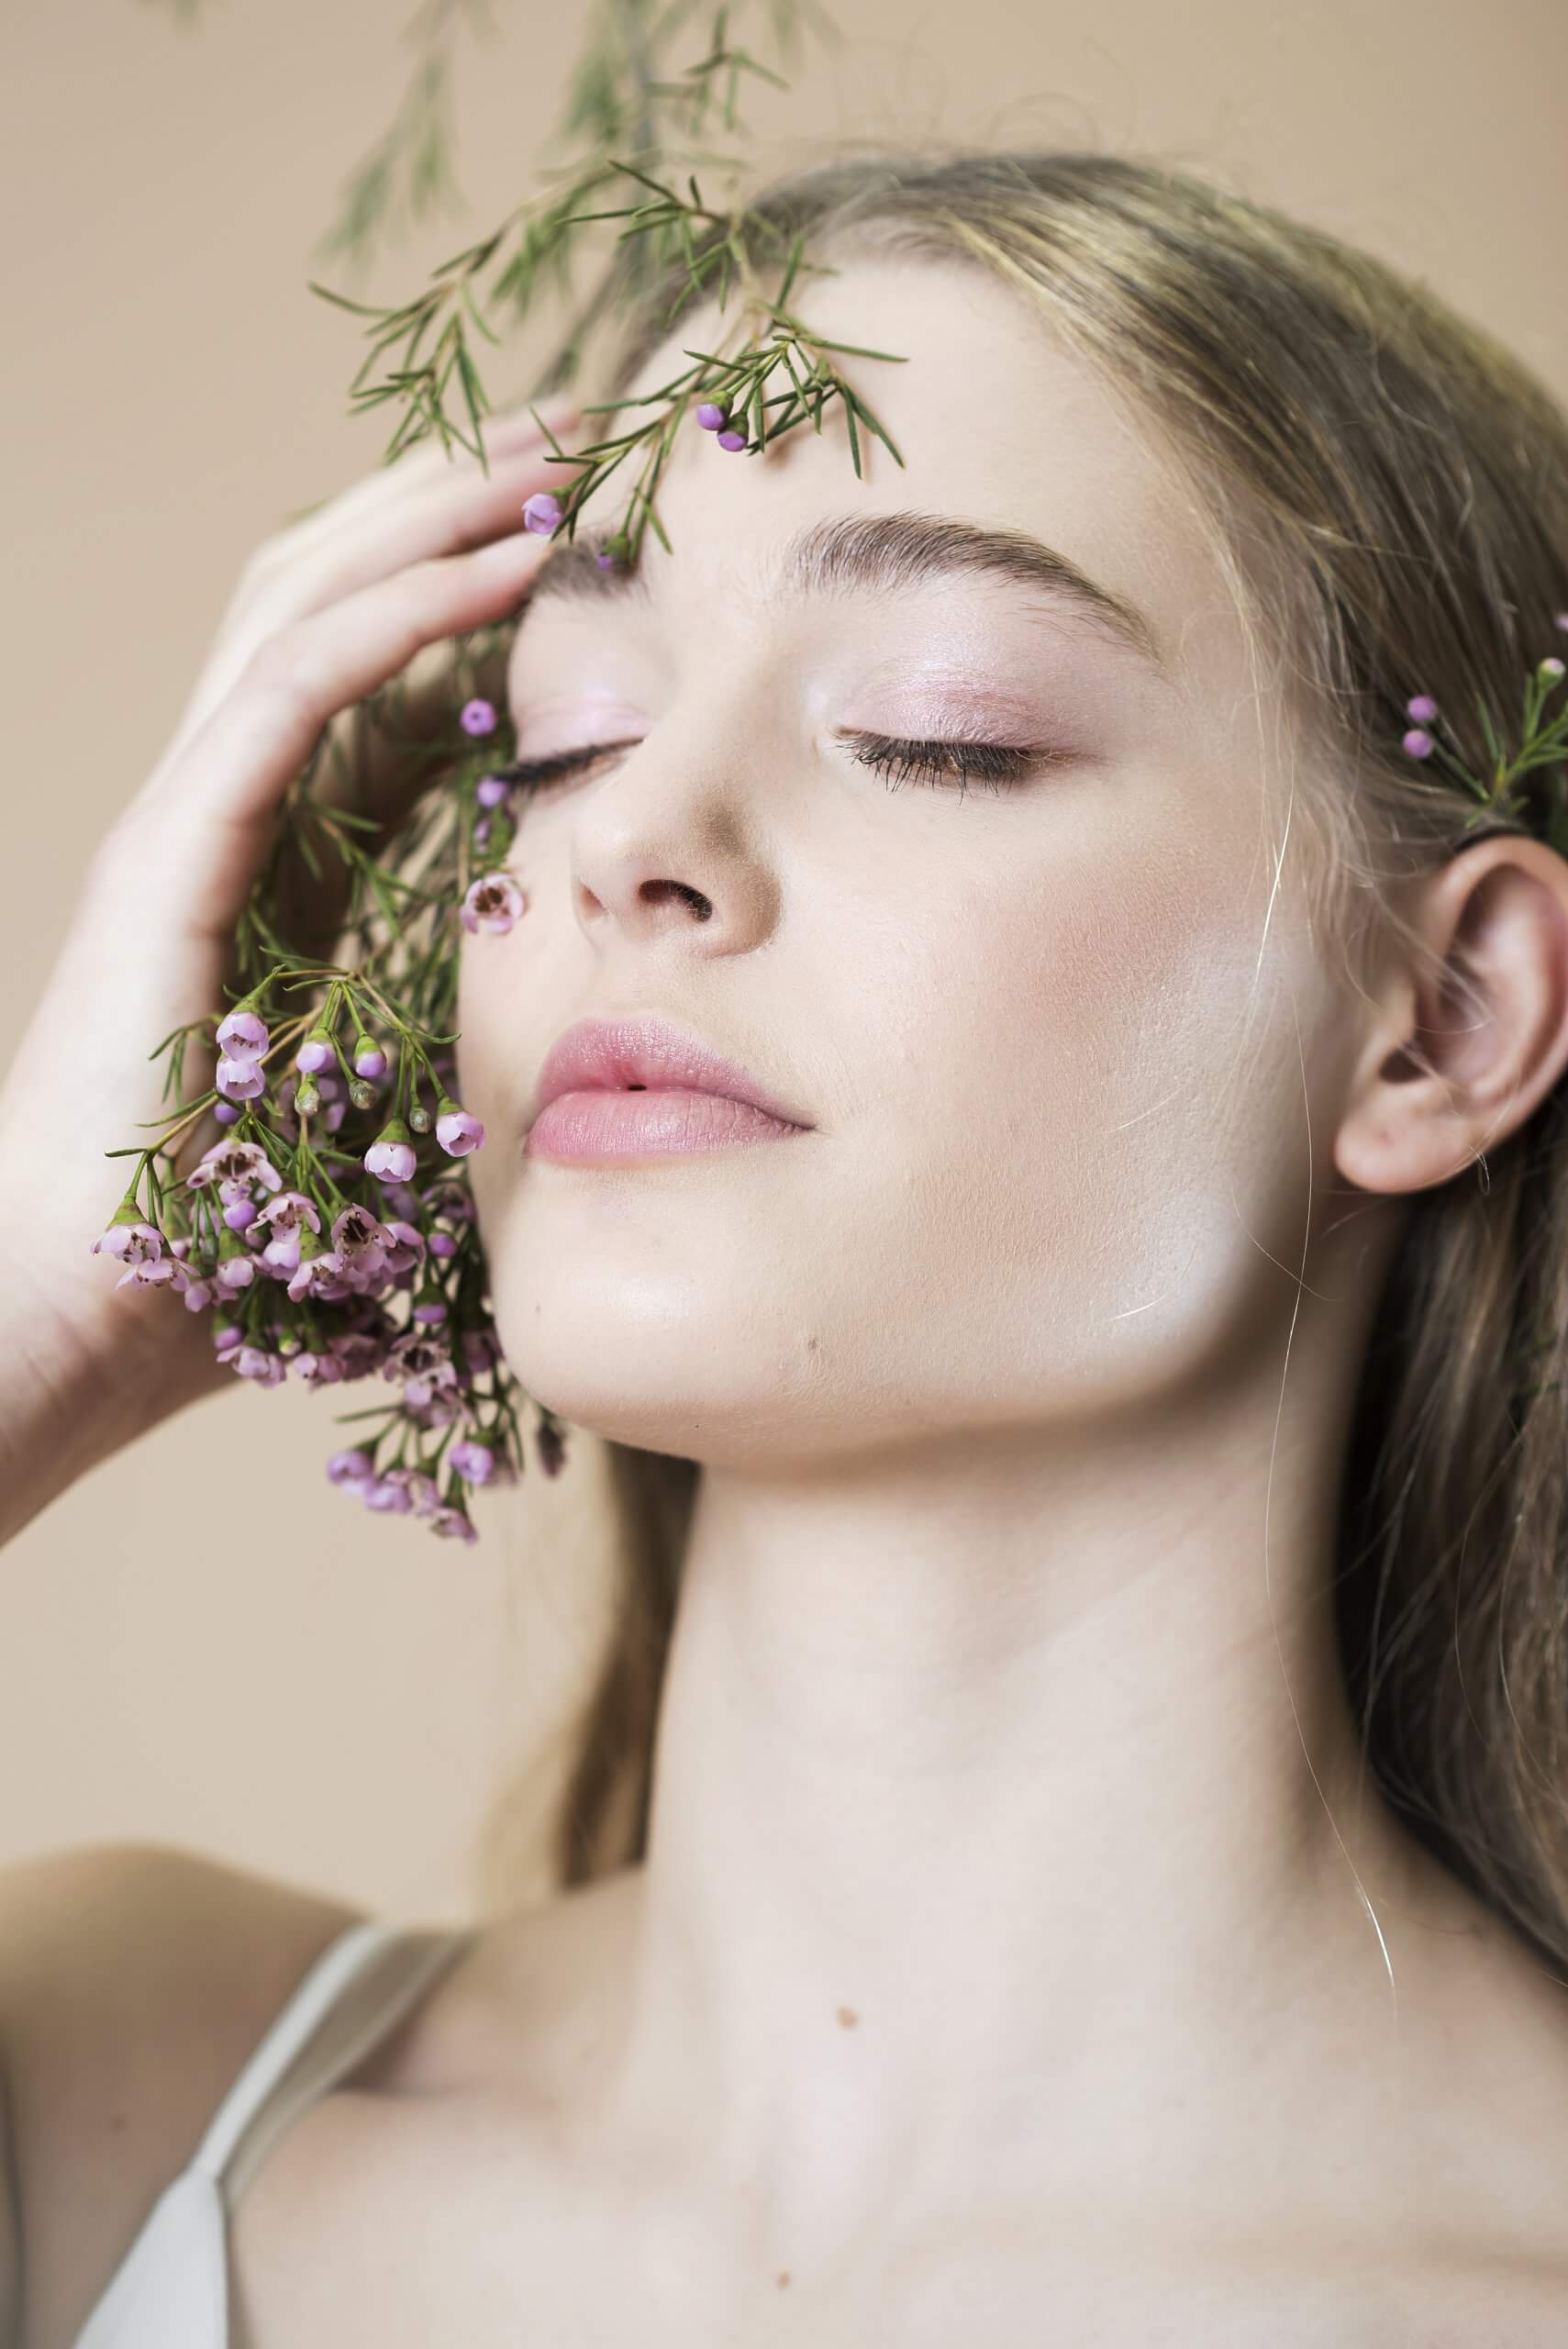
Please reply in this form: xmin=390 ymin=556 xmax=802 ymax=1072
xmin=837 ymin=2004 xmax=859 ymax=2028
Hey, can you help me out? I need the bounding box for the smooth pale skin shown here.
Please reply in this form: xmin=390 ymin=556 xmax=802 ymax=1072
xmin=236 ymin=257 xmax=1568 ymax=2339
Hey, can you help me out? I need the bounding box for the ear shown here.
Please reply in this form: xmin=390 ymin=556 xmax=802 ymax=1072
xmin=1335 ymin=834 xmax=1568 ymax=1197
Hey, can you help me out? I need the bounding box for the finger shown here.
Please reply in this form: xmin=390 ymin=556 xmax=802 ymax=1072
xmin=164 ymin=438 xmax=575 ymax=762
xmin=119 ymin=529 xmax=552 ymax=938
xmin=278 ymin=393 xmax=584 ymax=548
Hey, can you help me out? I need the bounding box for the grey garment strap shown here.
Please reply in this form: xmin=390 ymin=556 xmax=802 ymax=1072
xmin=200 ymin=1920 xmax=477 ymax=2210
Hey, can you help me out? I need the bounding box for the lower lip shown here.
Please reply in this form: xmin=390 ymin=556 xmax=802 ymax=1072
xmin=525 ymin=1087 xmax=809 ymax=1163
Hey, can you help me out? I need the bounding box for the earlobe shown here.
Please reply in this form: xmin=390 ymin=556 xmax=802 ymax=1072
xmin=1332 ymin=836 xmax=1568 ymax=1200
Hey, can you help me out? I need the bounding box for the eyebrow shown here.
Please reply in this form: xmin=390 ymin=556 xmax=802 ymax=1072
xmin=519 ymin=507 xmax=1169 ymax=678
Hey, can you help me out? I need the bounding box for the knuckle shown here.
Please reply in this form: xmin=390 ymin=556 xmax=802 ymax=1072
xmin=236 ymin=533 xmax=292 ymax=588
xmin=86 ymin=810 xmax=150 ymax=895
xmin=239 ymin=629 xmax=320 ymax=716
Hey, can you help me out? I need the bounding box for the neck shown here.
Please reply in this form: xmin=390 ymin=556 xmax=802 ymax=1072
xmin=588 ymin=1372 xmax=1467 ymax=2265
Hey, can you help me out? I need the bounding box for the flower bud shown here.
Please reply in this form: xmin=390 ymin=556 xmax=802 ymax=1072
xmin=295 ymin=1078 xmax=322 ymax=1117
xmin=409 ymin=1104 xmax=432 ymax=1134
xmin=295 ymin=1027 xmax=337 ymax=1074
xmin=352 ymin=1037 xmax=387 ymax=1079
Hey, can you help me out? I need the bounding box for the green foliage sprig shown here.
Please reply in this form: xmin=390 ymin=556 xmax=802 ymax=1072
xmin=1401 ymin=647 xmax=1568 ymax=856
xmin=303 ymin=0 xmax=901 ymax=577
xmin=103 ymin=0 xmax=917 ymax=1541
xmin=313 ymin=0 xmax=496 ymax=272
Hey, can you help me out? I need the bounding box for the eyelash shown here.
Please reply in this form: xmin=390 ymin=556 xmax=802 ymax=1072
xmin=497 ymin=730 xmax=1040 ymax=802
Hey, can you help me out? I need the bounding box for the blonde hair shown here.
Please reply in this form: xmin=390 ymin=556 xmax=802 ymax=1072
xmin=473 ymin=149 xmax=1568 ymax=1973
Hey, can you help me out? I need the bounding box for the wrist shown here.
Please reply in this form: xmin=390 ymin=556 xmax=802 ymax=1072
xmin=0 ymin=1277 xmax=183 ymax=1548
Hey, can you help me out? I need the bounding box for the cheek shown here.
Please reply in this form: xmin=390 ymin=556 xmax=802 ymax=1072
xmin=866 ymin=827 xmax=1296 ymax=1360
xmin=919 ymin=831 xmax=1229 ymax=1152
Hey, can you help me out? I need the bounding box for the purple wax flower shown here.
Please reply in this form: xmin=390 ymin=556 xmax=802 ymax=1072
xmin=117 ymin=1255 xmax=189 ymax=1294
xmin=216 ymin=1008 xmax=270 ymax=1059
xmin=695 ymin=402 xmax=727 ymax=429
xmin=1402 ymin=728 xmax=1435 ymax=760
xmin=450 ymin=1439 xmax=495 ymax=1486
xmin=295 ymin=1038 xmax=335 ymax=1074
xmin=429 ymin=1506 xmax=480 ymax=1544
xmin=365 ymin=1132 xmax=417 ymax=1184
xmin=91 ymin=1217 xmax=162 ymax=1264
xmin=476 ymin=774 xmax=512 ymax=809
xmin=460 ymin=698 xmax=497 ymax=738
xmin=222 ymin=1197 xmax=258 ymax=1231
xmin=286 ymin=1248 xmax=347 ymax=1304
xmin=213 ymin=1101 xmax=240 ymax=1126
xmin=353 ymin=1042 xmax=388 ymax=1079
xmin=521 ymin=493 xmax=562 ymax=535
xmin=1541 ymin=657 xmax=1566 ymax=681
xmin=428 ymin=1230 xmax=458 ymax=1260
xmin=461 ymin=872 xmax=527 ymax=935
xmin=364 ymin=1476 xmax=415 ymax=1514
xmin=216 ymin=1054 xmax=266 ymax=1102
xmin=1405 ymin=695 xmax=1439 ymax=723
xmin=595 ymin=551 xmax=619 ymax=570
xmin=375 ymin=1466 xmax=441 ymax=1518
xmin=436 ymin=1106 xmax=484 ymax=1156
xmin=716 ymin=429 xmax=748 ymax=451
xmin=186 ymin=1140 xmax=282 ymax=1195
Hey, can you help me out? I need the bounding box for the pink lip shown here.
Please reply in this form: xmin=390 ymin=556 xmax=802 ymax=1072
xmin=525 ymin=1015 xmax=813 ymax=1163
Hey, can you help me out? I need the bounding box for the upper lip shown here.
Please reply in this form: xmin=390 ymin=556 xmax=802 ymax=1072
xmin=531 ymin=1016 xmax=812 ymax=1129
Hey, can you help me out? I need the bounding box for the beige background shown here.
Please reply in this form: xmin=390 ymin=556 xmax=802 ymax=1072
xmin=4 ymin=0 xmax=1565 ymax=1924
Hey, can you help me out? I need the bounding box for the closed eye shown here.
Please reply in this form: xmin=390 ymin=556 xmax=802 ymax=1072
xmin=496 ymin=730 xmax=1051 ymax=802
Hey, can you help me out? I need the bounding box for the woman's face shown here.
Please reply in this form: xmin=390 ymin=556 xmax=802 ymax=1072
xmin=456 ymin=255 xmax=1347 ymax=1473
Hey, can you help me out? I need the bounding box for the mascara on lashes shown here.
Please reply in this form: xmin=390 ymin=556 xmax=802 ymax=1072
xmin=497 ymin=731 xmax=1049 ymax=797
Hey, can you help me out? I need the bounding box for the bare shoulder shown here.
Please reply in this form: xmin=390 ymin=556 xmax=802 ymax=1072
xmin=0 ymin=1838 xmax=364 ymax=2349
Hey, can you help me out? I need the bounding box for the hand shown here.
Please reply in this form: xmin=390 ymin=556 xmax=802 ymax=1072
xmin=0 ymin=400 xmax=579 ymax=1496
